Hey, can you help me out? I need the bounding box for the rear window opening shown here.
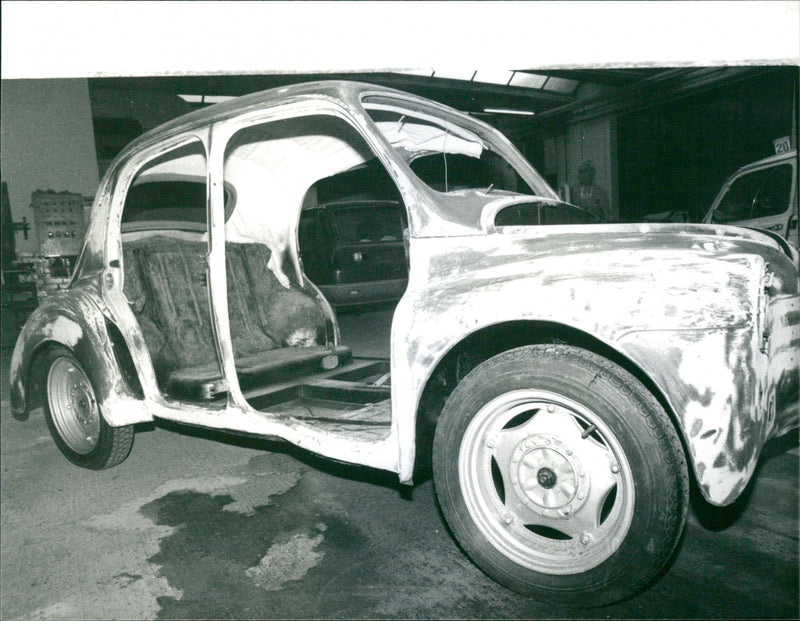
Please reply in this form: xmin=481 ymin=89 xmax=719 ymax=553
xmin=494 ymin=202 xmax=597 ymax=226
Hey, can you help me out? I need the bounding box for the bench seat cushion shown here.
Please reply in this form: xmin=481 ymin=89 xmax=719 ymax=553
xmin=122 ymin=234 xmax=338 ymax=398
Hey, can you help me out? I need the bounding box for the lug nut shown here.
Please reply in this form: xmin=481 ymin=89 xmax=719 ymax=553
xmin=580 ymin=533 xmax=591 ymax=545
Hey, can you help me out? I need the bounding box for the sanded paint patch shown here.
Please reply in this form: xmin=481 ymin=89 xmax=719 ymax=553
xmin=246 ymin=527 xmax=326 ymax=590
xmin=45 ymin=316 xmax=83 ymax=347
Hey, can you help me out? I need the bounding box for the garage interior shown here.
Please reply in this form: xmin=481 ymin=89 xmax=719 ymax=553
xmin=1 ymin=65 xmax=798 ymax=619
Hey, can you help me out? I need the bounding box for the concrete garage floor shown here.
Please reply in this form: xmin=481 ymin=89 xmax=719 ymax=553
xmin=1 ymin=305 xmax=798 ymax=620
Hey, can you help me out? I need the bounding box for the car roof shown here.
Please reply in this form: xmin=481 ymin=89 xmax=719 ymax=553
xmin=733 ymin=149 xmax=797 ymax=175
xmin=116 ymin=80 xmax=454 ymax=162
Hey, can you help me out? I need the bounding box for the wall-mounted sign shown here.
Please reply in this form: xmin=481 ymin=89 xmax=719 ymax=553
xmin=773 ymin=136 xmax=792 ymax=155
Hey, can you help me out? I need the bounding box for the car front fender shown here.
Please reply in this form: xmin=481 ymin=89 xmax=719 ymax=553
xmin=391 ymin=233 xmax=798 ymax=501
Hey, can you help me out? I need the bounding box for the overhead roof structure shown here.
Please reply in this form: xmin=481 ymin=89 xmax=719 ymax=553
xmin=88 ymin=66 xmax=779 ymax=122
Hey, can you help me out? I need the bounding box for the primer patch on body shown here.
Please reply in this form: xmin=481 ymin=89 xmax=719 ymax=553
xmin=45 ymin=316 xmax=84 ymax=347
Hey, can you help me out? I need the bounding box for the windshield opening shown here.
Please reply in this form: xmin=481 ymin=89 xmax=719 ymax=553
xmin=712 ymin=163 xmax=794 ymax=224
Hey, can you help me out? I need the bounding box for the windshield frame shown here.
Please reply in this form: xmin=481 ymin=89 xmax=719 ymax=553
xmin=357 ymin=91 xmax=559 ymax=237
xmin=361 ymin=97 xmax=555 ymax=200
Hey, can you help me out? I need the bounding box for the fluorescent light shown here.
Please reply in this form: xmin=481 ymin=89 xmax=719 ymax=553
xmin=177 ymin=94 xmax=236 ymax=104
xmin=203 ymin=95 xmax=235 ymax=103
xmin=483 ymin=108 xmax=535 ymax=116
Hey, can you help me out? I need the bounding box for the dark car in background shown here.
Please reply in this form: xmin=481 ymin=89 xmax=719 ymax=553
xmin=300 ymin=197 xmax=408 ymax=307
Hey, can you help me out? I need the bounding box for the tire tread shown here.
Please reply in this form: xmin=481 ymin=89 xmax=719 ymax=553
xmin=433 ymin=344 xmax=689 ymax=606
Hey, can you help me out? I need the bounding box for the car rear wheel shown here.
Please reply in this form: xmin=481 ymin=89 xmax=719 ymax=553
xmin=433 ymin=344 xmax=688 ymax=606
xmin=43 ymin=346 xmax=134 ymax=469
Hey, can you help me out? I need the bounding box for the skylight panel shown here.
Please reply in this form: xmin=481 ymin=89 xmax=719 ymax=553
xmin=473 ymin=70 xmax=514 ymax=85
xmin=542 ymin=77 xmax=579 ymax=93
xmin=508 ymin=73 xmax=549 ymax=89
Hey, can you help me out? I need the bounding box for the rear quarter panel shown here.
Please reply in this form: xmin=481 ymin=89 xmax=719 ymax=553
xmin=10 ymin=281 xmax=149 ymax=426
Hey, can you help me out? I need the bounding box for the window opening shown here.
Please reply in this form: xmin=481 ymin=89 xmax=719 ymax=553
xmin=120 ymin=140 xmax=224 ymax=401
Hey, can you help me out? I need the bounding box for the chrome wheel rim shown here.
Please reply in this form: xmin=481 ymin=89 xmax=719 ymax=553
xmin=47 ymin=357 xmax=100 ymax=454
xmin=459 ymin=389 xmax=634 ymax=575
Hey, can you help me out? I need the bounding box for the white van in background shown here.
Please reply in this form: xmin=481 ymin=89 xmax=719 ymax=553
xmin=703 ymin=149 xmax=798 ymax=248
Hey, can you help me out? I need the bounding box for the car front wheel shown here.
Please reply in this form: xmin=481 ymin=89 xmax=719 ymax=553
xmin=433 ymin=344 xmax=688 ymax=606
xmin=43 ymin=346 xmax=134 ymax=469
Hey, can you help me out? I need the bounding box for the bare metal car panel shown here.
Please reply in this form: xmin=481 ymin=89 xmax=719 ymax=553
xmin=9 ymin=281 xmax=149 ymax=425
xmin=391 ymin=225 xmax=798 ymax=504
xmin=9 ymin=81 xmax=800 ymax=510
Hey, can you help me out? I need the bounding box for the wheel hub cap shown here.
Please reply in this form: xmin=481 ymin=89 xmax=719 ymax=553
xmin=511 ymin=434 xmax=587 ymax=515
xmin=459 ymin=390 xmax=636 ymax=575
xmin=47 ymin=357 xmax=100 ymax=454
xmin=536 ymin=467 xmax=557 ymax=489
xmin=72 ymin=382 xmax=94 ymax=425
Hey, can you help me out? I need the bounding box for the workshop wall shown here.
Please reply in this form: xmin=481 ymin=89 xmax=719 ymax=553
xmin=565 ymin=116 xmax=618 ymax=220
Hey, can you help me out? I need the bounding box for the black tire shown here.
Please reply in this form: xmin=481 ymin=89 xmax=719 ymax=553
xmin=432 ymin=344 xmax=688 ymax=606
xmin=42 ymin=346 xmax=134 ymax=469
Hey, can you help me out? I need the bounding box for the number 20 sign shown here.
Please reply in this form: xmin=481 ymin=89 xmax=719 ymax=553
xmin=773 ymin=136 xmax=792 ymax=155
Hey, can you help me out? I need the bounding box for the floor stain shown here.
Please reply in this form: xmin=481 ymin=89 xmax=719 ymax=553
xmin=140 ymin=474 xmax=366 ymax=619
xmin=246 ymin=528 xmax=326 ymax=590
xmin=100 ymin=572 xmax=144 ymax=589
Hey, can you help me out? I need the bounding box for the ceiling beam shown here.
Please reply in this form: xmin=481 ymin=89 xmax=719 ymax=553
xmin=88 ymin=71 xmax=573 ymax=115
xmin=517 ymin=68 xmax=659 ymax=87
xmin=519 ymin=66 xmax=776 ymax=126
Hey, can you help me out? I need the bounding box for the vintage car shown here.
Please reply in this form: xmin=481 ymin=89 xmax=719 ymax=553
xmin=9 ymin=81 xmax=799 ymax=606
xmin=298 ymin=195 xmax=409 ymax=307
xmin=702 ymin=149 xmax=798 ymax=249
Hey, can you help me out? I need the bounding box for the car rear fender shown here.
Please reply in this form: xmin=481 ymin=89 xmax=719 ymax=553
xmin=10 ymin=285 xmax=151 ymax=426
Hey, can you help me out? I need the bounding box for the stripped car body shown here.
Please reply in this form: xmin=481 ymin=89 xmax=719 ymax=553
xmin=10 ymin=81 xmax=799 ymax=603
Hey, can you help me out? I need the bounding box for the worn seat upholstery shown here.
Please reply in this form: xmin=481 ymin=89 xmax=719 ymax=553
xmin=122 ymin=235 xmax=350 ymax=399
